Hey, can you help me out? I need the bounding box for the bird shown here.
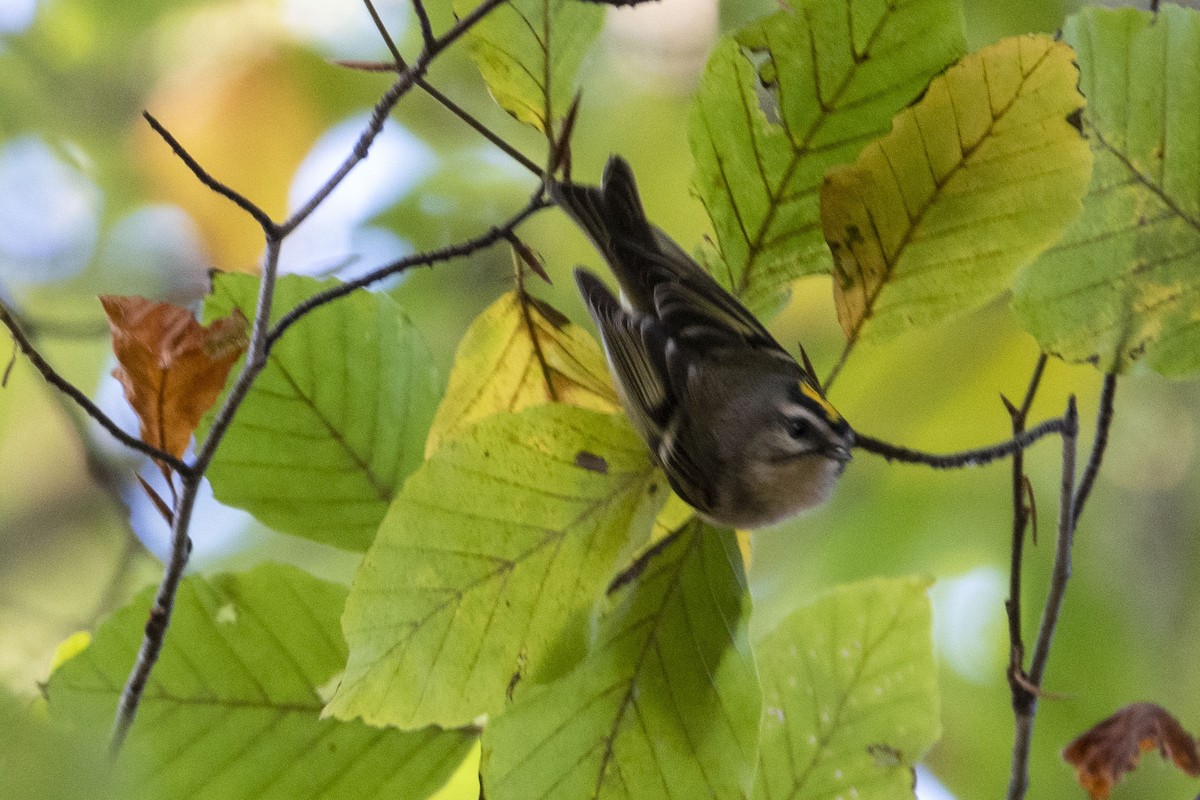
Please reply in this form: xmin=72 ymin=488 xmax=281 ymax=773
xmin=550 ymin=155 xmax=853 ymax=528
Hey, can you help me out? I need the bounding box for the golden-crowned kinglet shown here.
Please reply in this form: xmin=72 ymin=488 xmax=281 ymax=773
xmin=551 ymin=156 xmax=853 ymax=528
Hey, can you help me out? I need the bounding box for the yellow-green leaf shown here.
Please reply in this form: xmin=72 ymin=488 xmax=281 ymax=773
xmin=753 ymin=577 xmax=940 ymax=800
xmin=48 ymin=565 xmax=474 ymax=800
xmin=327 ymin=406 xmax=663 ymax=730
xmin=480 ymin=521 xmax=760 ymax=800
xmin=426 ymin=290 xmax=618 ymax=455
xmin=689 ymin=0 xmax=967 ymax=315
xmin=457 ymin=0 xmax=604 ymax=134
xmin=822 ymin=35 xmax=1092 ymax=350
xmin=1013 ymin=5 xmax=1200 ymax=376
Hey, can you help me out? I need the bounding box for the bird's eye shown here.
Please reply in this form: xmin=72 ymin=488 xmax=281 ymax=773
xmin=786 ymin=417 xmax=813 ymax=440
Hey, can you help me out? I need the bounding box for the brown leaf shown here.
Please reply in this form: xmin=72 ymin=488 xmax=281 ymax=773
xmin=1063 ymin=702 xmax=1200 ymax=799
xmin=101 ymin=296 xmax=248 ymax=463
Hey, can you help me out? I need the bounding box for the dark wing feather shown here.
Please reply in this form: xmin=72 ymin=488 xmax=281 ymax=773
xmin=573 ymin=268 xmax=674 ymax=446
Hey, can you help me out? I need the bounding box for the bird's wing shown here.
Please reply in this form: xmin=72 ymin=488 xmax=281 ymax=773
xmin=573 ymin=268 xmax=674 ymax=446
xmin=651 ymin=279 xmax=794 ymax=364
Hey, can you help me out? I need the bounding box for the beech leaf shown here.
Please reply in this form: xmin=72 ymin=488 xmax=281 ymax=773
xmin=425 ymin=290 xmax=618 ymax=455
xmin=101 ymin=295 xmax=248 ymax=461
xmin=689 ymin=0 xmax=967 ymax=314
xmin=1063 ymin=702 xmax=1200 ymax=800
xmin=822 ymin=35 xmax=1092 ymax=348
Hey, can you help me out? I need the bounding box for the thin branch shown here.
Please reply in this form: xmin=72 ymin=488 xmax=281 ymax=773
xmin=142 ymin=113 xmax=277 ymax=236
xmin=109 ymin=470 xmax=201 ymax=754
xmin=278 ymin=0 xmax=509 ymax=238
xmin=0 ymin=301 xmax=192 ymax=475
xmin=265 ymin=191 xmax=550 ymax=351
xmin=1002 ymin=354 xmax=1048 ymax=719
xmin=852 ymin=416 xmax=1067 ymax=469
xmin=1072 ymin=372 xmax=1116 ymax=523
xmin=1006 ymin=396 xmax=1079 ymax=800
xmin=357 ymin=0 xmax=543 ymax=178
xmin=109 ymin=0 xmax=515 ymax=751
xmin=110 ymin=236 xmax=284 ymax=752
xmin=411 ymin=0 xmax=435 ymax=49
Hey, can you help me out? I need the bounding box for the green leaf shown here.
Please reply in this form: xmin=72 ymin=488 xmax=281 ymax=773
xmin=822 ymin=35 xmax=1093 ymax=350
xmin=753 ymin=576 xmax=939 ymax=800
xmin=480 ymin=521 xmax=760 ymax=800
xmin=1012 ymin=5 xmax=1200 ymax=376
xmin=47 ymin=565 xmax=474 ymax=800
xmin=327 ymin=406 xmax=663 ymax=730
xmin=202 ymin=273 xmax=439 ymax=551
xmin=690 ymin=0 xmax=967 ymax=314
xmin=426 ymin=290 xmax=618 ymax=455
xmin=457 ymin=0 xmax=604 ymax=134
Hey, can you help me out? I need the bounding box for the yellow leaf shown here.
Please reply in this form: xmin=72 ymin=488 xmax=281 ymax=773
xmin=822 ymin=35 xmax=1093 ymax=349
xmin=425 ymin=291 xmax=618 ymax=455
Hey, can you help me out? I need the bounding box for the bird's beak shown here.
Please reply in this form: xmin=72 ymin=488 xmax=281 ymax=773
xmin=824 ymin=443 xmax=853 ymax=464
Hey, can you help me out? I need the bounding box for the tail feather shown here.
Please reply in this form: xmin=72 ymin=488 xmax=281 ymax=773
xmin=552 ymin=156 xmax=666 ymax=312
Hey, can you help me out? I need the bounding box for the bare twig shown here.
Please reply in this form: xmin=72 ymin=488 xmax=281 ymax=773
xmin=852 ymin=415 xmax=1067 ymax=469
xmin=411 ymin=0 xmax=435 ymax=49
xmin=142 ymin=113 xmax=277 ymax=236
xmin=278 ymin=0 xmax=509 ymax=238
xmin=357 ymin=0 xmax=543 ymax=178
xmin=1006 ymin=396 xmax=1078 ymax=800
xmin=1072 ymin=373 xmax=1116 ymax=523
xmin=110 ymin=0 xmax=514 ymax=752
xmin=265 ymin=191 xmax=550 ymax=351
xmin=1001 ymin=355 xmax=1048 ymax=721
xmin=110 ymin=233 xmax=284 ymax=753
xmin=0 ymin=300 xmax=192 ymax=475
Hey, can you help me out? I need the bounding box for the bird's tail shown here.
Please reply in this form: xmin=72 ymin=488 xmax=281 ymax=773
xmin=550 ymin=156 xmax=662 ymax=312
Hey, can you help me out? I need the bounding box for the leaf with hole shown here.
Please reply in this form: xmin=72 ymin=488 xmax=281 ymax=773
xmin=1013 ymin=5 xmax=1200 ymax=376
xmin=689 ymin=0 xmax=967 ymax=315
xmin=425 ymin=290 xmax=617 ymax=455
xmin=457 ymin=0 xmax=604 ymax=134
xmin=327 ymin=405 xmax=663 ymax=730
xmin=753 ymin=576 xmax=939 ymax=800
xmin=201 ymin=273 xmax=439 ymax=551
xmin=47 ymin=564 xmax=475 ymax=800
xmin=480 ymin=520 xmax=760 ymax=800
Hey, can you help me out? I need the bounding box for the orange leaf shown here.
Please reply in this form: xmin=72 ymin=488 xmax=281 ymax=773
xmin=1063 ymin=702 xmax=1200 ymax=799
xmin=101 ymin=296 xmax=248 ymax=463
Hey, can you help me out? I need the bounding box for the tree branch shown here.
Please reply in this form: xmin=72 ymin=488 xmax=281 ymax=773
xmin=1002 ymin=354 xmax=1048 ymax=717
xmin=1006 ymin=395 xmax=1079 ymax=800
xmin=852 ymin=415 xmax=1067 ymax=469
xmin=411 ymin=0 xmax=435 ymax=49
xmin=0 ymin=300 xmax=192 ymax=475
xmin=109 ymin=0 xmax=514 ymax=752
xmin=142 ymin=112 xmax=278 ymax=236
xmin=277 ymin=0 xmax=509 ymax=238
xmin=358 ymin=0 xmax=543 ymax=178
xmin=265 ymin=190 xmax=550 ymax=351
xmin=1072 ymin=372 xmax=1116 ymax=523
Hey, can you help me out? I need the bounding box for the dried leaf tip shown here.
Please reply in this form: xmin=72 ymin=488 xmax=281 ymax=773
xmin=101 ymin=296 xmax=249 ymax=462
xmin=1063 ymin=702 xmax=1200 ymax=799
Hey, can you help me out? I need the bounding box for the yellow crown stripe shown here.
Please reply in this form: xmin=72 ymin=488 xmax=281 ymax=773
xmin=798 ymin=382 xmax=841 ymax=423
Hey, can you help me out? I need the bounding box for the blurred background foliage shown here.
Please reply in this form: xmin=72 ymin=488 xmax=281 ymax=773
xmin=1 ymin=0 xmax=1198 ymax=797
